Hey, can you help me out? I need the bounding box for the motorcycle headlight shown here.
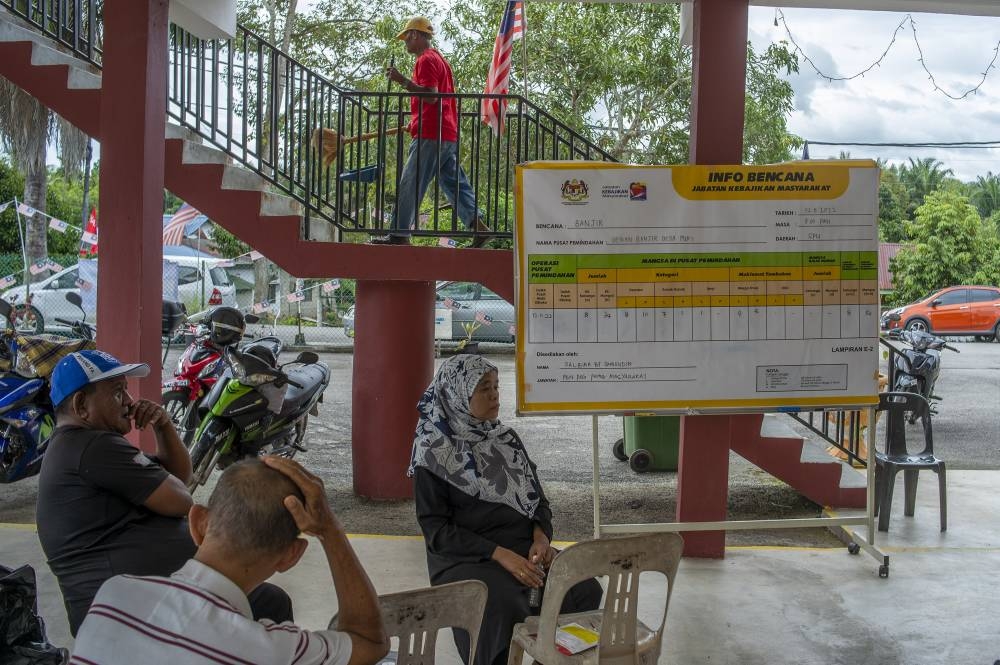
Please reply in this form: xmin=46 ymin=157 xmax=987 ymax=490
xmin=196 ymin=358 xmax=221 ymax=379
xmin=229 ymin=355 xmax=276 ymax=387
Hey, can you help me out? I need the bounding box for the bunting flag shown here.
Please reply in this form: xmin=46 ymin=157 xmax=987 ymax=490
xmin=438 ymin=237 xmax=458 ymax=248
xmin=443 ymin=297 xmax=457 ymax=310
xmin=286 ymin=291 xmax=306 ymax=303
xmin=252 ymin=300 xmax=270 ymax=314
xmin=321 ymin=279 xmax=340 ymax=293
xmin=80 ymin=208 xmax=98 ymax=255
xmin=48 ymin=218 xmax=69 ymax=233
xmin=0 ymin=274 xmax=16 ymax=289
xmin=28 ymin=259 xmax=51 ymax=275
xmin=475 ymin=311 xmax=493 ymax=324
xmin=47 ymin=260 xmax=64 ymax=272
xmin=0 ymin=201 xmax=10 ymax=214
xmin=249 ymin=250 xmax=264 ymax=261
xmin=163 ymin=203 xmax=199 ymax=245
xmin=16 ymin=202 xmax=37 ymax=217
xmin=75 ymin=277 xmax=93 ymax=291
xmin=508 ymin=324 xmax=516 ymax=336
xmin=482 ymin=0 xmax=524 ymax=136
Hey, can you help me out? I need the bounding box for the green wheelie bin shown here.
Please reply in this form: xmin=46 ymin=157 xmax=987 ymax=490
xmin=611 ymin=414 xmax=680 ymax=473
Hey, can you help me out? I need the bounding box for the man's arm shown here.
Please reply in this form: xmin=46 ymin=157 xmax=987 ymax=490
xmin=264 ymin=457 xmax=389 ymax=665
xmin=130 ymin=399 xmax=193 ymax=516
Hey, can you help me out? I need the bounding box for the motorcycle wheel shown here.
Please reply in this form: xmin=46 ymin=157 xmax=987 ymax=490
xmin=162 ymin=390 xmax=197 ymax=447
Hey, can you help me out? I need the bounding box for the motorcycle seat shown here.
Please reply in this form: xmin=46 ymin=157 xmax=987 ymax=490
xmin=279 ymin=363 xmax=331 ymax=416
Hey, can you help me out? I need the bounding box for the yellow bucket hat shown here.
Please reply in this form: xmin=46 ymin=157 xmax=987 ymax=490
xmin=396 ymin=16 xmax=434 ymax=40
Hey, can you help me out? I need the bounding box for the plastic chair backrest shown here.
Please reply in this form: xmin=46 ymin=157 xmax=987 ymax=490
xmin=329 ymin=580 xmax=488 ymax=665
xmin=536 ymin=533 xmax=684 ymax=665
xmin=878 ymin=391 xmax=934 ymax=457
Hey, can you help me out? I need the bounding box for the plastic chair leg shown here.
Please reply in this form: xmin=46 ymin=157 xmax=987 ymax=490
xmin=903 ymin=468 xmax=919 ymax=517
xmin=938 ymin=463 xmax=947 ymax=532
xmin=877 ymin=465 xmax=897 ymax=532
xmin=507 ymin=637 xmax=526 ymax=665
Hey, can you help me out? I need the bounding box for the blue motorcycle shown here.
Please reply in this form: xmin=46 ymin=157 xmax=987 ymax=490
xmin=0 ymin=293 xmax=95 ymax=483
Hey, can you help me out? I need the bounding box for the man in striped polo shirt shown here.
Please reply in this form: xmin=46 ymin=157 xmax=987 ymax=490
xmin=71 ymin=457 xmax=388 ymax=665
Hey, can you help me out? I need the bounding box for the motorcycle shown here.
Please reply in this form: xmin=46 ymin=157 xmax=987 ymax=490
xmin=886 ymin=328 xmax=959 ymax=423
xmin=0 ymin=294 xmax=95 ymax=483
xmin=185 ymin=344 xmax=330 ymax=489
xmin=161 ymin=310 xmax=280 ymax=445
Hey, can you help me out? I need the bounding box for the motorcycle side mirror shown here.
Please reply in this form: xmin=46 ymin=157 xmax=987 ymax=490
xmin=66 ymin=291 xmax=83 ymax=308
xmin=244 ymin=314 xmax=260 ymax=324
xmin=290 ymin=351 xmax=319 ymax=365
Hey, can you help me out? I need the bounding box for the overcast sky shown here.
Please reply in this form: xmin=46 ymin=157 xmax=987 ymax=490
xmin=748 ymin=6 xmax=1000 ymax=180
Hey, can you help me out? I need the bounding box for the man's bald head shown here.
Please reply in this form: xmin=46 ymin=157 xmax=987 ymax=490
xmin=205 ymin=459 xmax=305 ymax=557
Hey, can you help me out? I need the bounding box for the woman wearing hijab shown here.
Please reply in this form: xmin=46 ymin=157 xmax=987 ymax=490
xmin=409 ymin=354 xmax=602 ymax=665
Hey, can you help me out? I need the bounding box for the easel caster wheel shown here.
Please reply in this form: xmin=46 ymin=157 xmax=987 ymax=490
xmin=847 ymin=542 xmax=860 ymax=555
xmin=878 ymin=564 xmax=889 ymax=578
xmin=629 ymin=449 xmax=653 ymax=473
xmin=612 ymin=438 xmax=627 ymax=462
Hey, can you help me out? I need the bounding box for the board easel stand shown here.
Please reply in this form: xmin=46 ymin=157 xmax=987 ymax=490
xmin=587 ymin=407 xmax=889 ymax=577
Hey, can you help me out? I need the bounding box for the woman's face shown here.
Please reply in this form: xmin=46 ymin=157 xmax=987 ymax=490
xmin=469 ymin=370 xmax=500 ymax=421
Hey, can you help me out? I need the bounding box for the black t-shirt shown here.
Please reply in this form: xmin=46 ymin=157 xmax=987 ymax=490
xmin=36 ymin=425 xmax=196 ymax=634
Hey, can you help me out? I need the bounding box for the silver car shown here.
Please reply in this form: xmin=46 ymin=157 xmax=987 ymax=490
xmin=342 ymin=282 xmax=515 ymax=342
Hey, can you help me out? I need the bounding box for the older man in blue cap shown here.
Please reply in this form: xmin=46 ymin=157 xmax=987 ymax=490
xmin=36 ymin=349 xmax=291 ymax=635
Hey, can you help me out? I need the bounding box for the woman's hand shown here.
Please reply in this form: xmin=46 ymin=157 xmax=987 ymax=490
xmin=529 ymin=526 xmax=557 ymax=569
xmin=492 ymin=546 xmax=544 ymax=587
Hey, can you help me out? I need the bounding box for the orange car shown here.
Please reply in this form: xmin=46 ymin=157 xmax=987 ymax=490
xmin=881 ymin=285 xmax=1000 ymax=339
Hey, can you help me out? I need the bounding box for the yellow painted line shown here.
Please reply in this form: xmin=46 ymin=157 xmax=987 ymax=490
xmin=0 ymin=522 xmax=37 ymax=532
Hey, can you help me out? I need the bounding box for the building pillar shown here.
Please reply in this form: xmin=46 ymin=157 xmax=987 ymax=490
xmin=351 ymin=279 xmax=435 ymax=498
xmin=96 ymin=0 xmax=169 ymax=452
xmin=677 ymin=0 xmax=749 ymax=558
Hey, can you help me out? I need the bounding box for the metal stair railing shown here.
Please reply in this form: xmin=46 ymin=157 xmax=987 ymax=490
xmin=2 ymin=0 xmax=616 ymax=242
xmin=166 ymin=23 xmax=616 ymax=241
xmin=1 ymin=0 xmax=100 ymax=65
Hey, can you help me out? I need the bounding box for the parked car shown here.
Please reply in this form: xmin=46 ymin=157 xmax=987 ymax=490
xmin=1 ymin=254 xmax=236 ymax=334
xmin=342 ymin=282 xmax=514 ymax=342
xmin=881 ymin=285 xmax=1000 ymax=340
xmin=436 ymin=281 xmax=515 ymax=342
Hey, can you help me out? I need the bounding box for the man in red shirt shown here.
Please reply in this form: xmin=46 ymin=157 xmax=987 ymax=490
xmin=374 ymin=17 xmax=488 ymax=247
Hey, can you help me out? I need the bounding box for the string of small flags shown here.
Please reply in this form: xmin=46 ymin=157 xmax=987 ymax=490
xmin=0 ymin=199 xmax=94 ymax=244
xmin=252 ymin=278 xmax=344 ymax=314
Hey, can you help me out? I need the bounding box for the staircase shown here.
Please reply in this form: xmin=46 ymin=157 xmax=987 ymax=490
xmin=730 ymin=414 xmax=866 ymax=508
xmin=0 ymin=1 xmax=614 ymax=298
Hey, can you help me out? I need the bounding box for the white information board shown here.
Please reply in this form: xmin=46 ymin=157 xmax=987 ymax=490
xmin=514 ymin=161 xmax=881 ymax=415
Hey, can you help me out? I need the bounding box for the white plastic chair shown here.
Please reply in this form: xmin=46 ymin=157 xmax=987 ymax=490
xmin=507 ymin=533 xmax=683 ymax=665
xmin=330 ymin=580 xmax=488 ymax=665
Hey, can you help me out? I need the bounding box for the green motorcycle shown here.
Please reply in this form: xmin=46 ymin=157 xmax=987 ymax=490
xmin=186 ymin=345 xmax=330 ymax=489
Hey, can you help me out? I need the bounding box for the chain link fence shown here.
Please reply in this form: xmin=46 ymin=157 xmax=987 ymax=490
xmin=0 ymin=254 xmax=515 ymax=350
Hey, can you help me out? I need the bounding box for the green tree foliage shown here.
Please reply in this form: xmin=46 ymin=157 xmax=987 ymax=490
xmin=878 ymin=166 xmax=908 ymax=242
xmin=898 ymin=157 xmax=954 ymax=218
xmin=442 ymin=1 xmax=800 ymax=165
xmin=888 ymin=190 xmax=994 ymax=305
xmin=970 ymin=172 xmax=1000 ymax=220
xmin=213 ymin=226 xmax=251 ymax=258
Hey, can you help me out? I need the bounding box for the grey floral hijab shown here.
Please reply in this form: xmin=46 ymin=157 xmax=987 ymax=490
xmin=408 ymin=354 xmax=542 ymax=518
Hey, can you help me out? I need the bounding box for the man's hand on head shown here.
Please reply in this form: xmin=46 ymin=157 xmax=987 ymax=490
xmin=263 ymin=456 xmax=341 ymax=541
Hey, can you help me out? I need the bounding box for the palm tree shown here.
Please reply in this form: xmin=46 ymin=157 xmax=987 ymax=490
xmin=898 ymin=157 xmax=954 ymax=217
xmin=971 ymin=172 xmax=1000 ymax=219
xmin=0 ymin=77 xmax=88 ymax=282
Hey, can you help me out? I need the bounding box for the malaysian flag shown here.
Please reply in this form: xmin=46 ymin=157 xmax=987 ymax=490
xmin=163 ymin=203 xmax=199 ymax=245
xmin=482 ymin=0 xmax=524 ymax=136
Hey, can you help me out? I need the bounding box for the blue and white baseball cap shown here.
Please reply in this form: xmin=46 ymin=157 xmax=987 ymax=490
xmin=50 ymin=350 xmax=150 ymax=407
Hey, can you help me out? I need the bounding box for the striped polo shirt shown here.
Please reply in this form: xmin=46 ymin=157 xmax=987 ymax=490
xmin=71 ymin=559 xmax=352 ymax=665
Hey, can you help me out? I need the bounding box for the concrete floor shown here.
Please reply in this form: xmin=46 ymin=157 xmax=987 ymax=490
xmin=3 ymin=469 xmax=998 ymax=664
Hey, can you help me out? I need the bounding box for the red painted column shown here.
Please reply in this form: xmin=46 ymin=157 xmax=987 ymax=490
xmin=677 ymin=0 xmax=749 ymax=558
xmin=97 ymin=0 xmax=168 ymax=452
xmin=351 ymin=279 xmax=435 ymax=498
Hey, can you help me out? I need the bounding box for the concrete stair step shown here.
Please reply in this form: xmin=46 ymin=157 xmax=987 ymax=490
xmin=0 ymin=14 xmax=101 ymax=89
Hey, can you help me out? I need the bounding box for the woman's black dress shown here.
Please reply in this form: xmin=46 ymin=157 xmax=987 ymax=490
xmin=414 ymin=464 xmax=603 ymax=665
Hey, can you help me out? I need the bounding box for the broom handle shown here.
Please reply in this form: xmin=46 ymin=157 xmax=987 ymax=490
xmin=341 ymin=126 xmax=402 ymax=146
